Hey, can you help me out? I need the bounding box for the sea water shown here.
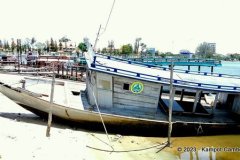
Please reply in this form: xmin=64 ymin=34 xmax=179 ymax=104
xmin=174 ymin=61 xmax=240 ymax=76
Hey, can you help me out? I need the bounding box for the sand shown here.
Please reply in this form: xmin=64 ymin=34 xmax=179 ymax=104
xmin=0 ymin=92 xmax=177 ymax=160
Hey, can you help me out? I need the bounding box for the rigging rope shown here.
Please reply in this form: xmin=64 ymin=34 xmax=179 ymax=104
xmin=89 ymin=82 xmax=114 ymax=151
xmin=100 ymin=0 xmax=116 ymax=35
xmin=87 ymin=141 xmax=168 ymax=153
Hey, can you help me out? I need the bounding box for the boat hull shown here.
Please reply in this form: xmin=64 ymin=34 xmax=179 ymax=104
xmin=0 ymin=84 xmax=239 ymax=136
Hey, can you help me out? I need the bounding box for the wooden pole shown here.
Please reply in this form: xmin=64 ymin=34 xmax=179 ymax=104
xmin=198 ymin=66 xmax=201 ymax=73
xmin=180 ymin=89 xmax=185 ymax=101
xmin=46 ymin=65 xmax=55 ymax=137
xmin=75 ymin=67 xmax=78 ymax=81
xmin=168 ymin=61 xmax=174 ymax=147
xmin=66 ymin=66 xmax=68 ymax=79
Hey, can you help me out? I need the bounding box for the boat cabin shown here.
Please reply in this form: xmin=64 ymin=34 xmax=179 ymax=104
xmin=83 ymin=38 xmax=240 ymax=118
xmin=86 ymin=71 xmax=161 ymax=114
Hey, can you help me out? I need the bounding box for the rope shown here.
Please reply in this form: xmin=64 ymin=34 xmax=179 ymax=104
xmin=100 ymin=0 xmax=116 ymax=35
xmin=89 ymin=82 xmax=114 ymax=151
xmin=196 ymin=124 xmax=204 ymax=135
xmin=86 ymin=141 xmax=168 ymax=153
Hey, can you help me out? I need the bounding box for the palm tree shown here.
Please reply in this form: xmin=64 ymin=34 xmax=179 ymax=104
xmin=59 ymin=36 xmax=70 ymax=52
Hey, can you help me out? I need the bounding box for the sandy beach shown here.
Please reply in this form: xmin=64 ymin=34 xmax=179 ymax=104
xmin=0 ymin=92 xmax=177 ymax=160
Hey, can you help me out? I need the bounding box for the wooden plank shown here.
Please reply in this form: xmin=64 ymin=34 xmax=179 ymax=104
xmin=113 ymin=92 xmax=158 ymax=103
xmin=113 ymin=85 xmax=160 ymax=98
xmin=113 ymin=97 xmax=157 ymax=109
xmin=114 ymin=104 xmax=156 ymax=113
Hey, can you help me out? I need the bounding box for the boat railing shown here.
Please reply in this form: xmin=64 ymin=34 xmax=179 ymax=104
xmin=90 ymin=59 xmax=240 ymax=93
xmin=95 ymin=54 xmax=240 ymax=79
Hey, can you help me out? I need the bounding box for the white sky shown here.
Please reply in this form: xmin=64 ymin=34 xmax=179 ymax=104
xmin=1 ymin=0 xmax=240 ymax=54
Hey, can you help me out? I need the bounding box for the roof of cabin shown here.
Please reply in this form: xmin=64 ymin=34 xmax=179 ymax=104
xmin=83 ymin=39 xmax=240 ymax=93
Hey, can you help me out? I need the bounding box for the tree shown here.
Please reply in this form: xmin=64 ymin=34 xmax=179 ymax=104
xmin=45 ymin=40 xmax=50 ymax=52
xmin=22 ymin=38 xmax=31 ymax=53
xmin=59 ymin=42 xmax=63 ymax=50
xmin=59 ymin=36 xmax=70 ymax=52
xmin=78 ymin=42 xmax=87 ymax=57
xmin=11 ymin=38 xmax=16 ymax=53
xmin=50 ymin=38 xmax=55 ymax=52
xmin=108 ymin=40 xmax=114 ymax=54
xmin=0 ymin=40 xmax=3 ymax=50
xmin=134 ymin=38 xmax=142 ymax=54
xmin=121 ymin=44 xmax=133 ymax=55
xmin=31 ymin=37 xmax=36 ymax=51
xmin=101 ymin=47 xmax=107 ymax=54
xmin=196 ymin=42 xmax=215 ymax=56
xmin=54 ymin=41 xmax=58 ymax=52
xmin=4 ymin=40 xmax=10 ymax=51
xmin=31 ymin=37 xmax=36 ymax=45
xmin=35 ymin=42 xmax=45 ymax=55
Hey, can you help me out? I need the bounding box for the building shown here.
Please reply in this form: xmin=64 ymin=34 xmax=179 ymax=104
xmin=208 ymin=43 xmax=216 ymax=54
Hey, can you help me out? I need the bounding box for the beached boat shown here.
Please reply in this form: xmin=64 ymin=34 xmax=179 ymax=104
xmin=0 ymin=38 xmax=240 ymax=136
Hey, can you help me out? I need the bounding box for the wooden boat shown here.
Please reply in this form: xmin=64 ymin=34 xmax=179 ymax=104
xmin=0 ymin=38 xmax=240 ymax=136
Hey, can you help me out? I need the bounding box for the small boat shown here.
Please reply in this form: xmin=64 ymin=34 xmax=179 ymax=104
xmin=0 ymin=38 xmax=240 ymax=136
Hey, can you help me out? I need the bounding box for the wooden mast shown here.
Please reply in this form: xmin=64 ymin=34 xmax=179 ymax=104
xmin=168 ymin=61 xmax=174 ymax=147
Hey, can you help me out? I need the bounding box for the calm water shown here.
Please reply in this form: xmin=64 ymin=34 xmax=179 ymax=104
xmin=175 ymin=61 xmax=240 ymax=76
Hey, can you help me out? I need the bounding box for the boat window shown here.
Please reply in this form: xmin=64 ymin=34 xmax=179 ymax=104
xmin=123 ymin=83 xmax=130 ymax=90
xmin=98 ymin=79 xmax=111 ymax=90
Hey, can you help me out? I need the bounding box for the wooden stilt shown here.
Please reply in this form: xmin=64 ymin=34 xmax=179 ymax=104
xmin=46 ymin=71 xmax=55 ymax=137
xmin=66 ymin=66 xmax=69 ymax=79
xmin=75 ymin=67 xmax=78 ymax=81
xmin=62 ymin=64 xmax=64 ymax=78
xmin=198 ymin=66 xmax=201 ymax=73
xmin=71 ymin=66 xmax=73 ymax=76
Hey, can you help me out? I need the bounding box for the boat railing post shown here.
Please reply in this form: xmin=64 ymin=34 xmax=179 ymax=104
xmin=192 ymin=90 xmax=201 ymax=113
xmin=66 ymin=65 xmax=69 ymax=79
xmin=180 ymin=89 xmax=185 ymax=101
xmin=212 ymin=93 xmax=219 ymax=114
xmin=168 ymin=60 xmax=174 ymax=147
xmin=46 ymin=64 xmax=55 ymax=137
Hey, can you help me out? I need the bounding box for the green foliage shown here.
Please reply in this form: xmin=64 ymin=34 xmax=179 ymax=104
xmin=134 ymin=38 xmax=142 ymax=54
xmin=196 ymin=42 xmax=215 ymax=55
xmin=59 ymin=42 xmax=63 ymax=50
xmin=159 ymin=52 xmax=175 ymax=58
xmin=78 ymin=42 xmax=87 ymax=53
xmin=121 ymin=44 xmax=133 ymax=55
xmin=11 ymin=39 xmax=16 ymax=52
xmin=49 ymin=38 xmax=58 ymax=52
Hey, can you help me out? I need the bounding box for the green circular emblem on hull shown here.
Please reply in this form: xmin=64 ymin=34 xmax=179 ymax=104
xmin=130 ymin=82 xmax=144 ymax=94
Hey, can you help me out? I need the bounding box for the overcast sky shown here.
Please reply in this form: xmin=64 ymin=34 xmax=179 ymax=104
xmin=1 ymin=0 xmax=240 ymax=54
